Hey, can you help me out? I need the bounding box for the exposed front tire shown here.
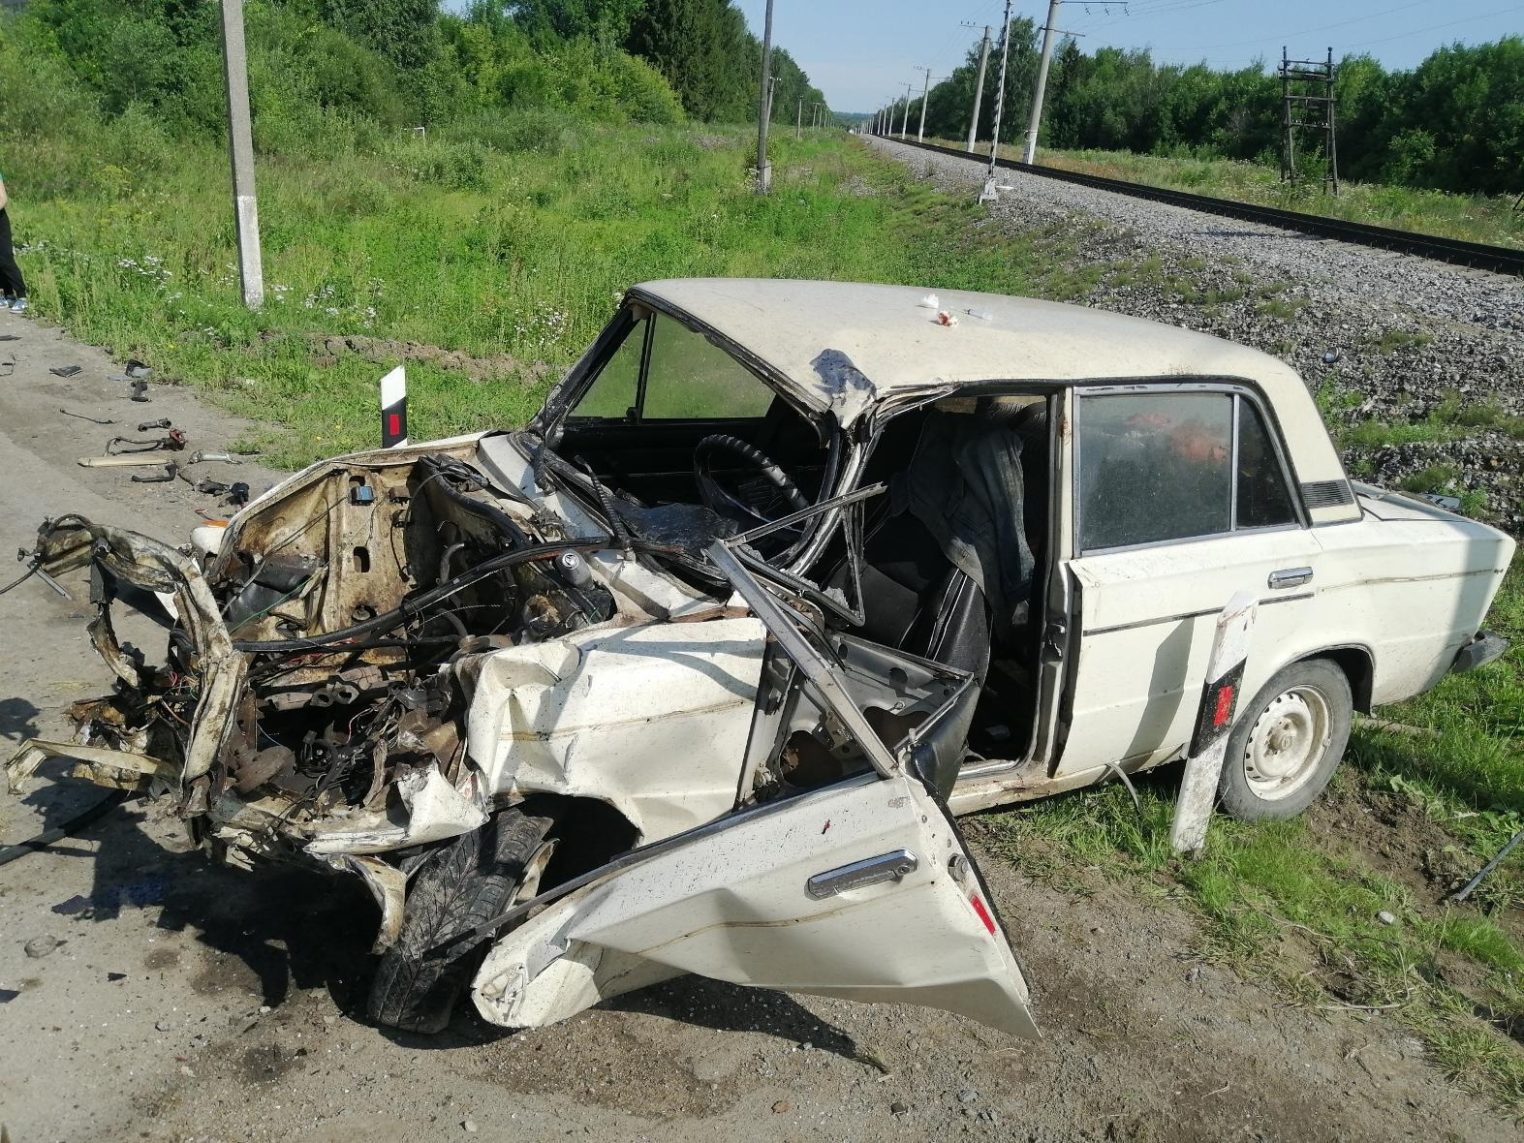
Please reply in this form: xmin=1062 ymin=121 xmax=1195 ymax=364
xmin=1217 ymin=659 xmax=1352 ymax=821
xmin=367 ymin=807 xmax=555 ymax=1034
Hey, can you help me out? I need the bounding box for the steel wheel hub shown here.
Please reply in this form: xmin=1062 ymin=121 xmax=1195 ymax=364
xmin=1241 ymin=686 xmax=1331 ymax=800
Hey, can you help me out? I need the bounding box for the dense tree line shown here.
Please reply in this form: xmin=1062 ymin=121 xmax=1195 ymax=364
xmin=900 ymin=26 xmax=1523 ymax=196
xmin=1 ymin=0 xmax=824 ymax=143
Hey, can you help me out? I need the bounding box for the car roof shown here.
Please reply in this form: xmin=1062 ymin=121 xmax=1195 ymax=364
xmin=632 ymin=278 xmax=1309 ymax=422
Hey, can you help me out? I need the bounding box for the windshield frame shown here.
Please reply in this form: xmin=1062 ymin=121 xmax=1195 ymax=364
xmin=533 ymin=291 xmax=827 ymax=442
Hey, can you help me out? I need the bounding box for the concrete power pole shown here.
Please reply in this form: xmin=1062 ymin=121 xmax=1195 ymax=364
xmin=797 ymin=97 xmax=803 ymax=139
xmin=899 ymin=83 xmax=913 ymax=136
xmin=756 ymin=0 xmax=775 ymax=193
xmin=981 ymin=0 xmax=1014 ymax=202
xmin=914 ymin=67 xmax=934 ymax=142
xmin=218 ymin=0 xmax=263 ymax=309
xmin=966 ymin=25 xmax=991 ymax=152
xmin=1024 ymin=0 xmax=1062 ymax=163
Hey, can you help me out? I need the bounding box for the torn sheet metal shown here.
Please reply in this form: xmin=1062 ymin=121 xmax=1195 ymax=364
xmin=5 ymin=739 xmax=178 ymax=795
xmin=305 ymin=764 xmax=489 ymax=857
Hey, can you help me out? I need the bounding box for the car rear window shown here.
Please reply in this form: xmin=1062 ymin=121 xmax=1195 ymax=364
xmin=1077 ymin=391 xmax=1297 ymax=552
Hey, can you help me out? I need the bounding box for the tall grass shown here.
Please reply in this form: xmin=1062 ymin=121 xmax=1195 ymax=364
xmin=11 ymin=125 xmax=1093 ymax=466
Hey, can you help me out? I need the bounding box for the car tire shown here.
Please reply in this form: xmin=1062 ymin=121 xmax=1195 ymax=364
xmin=1217 ymin=658 xmax=1352 ymax=821
xmin=367 ymin=807 xmax=556 ymax=1034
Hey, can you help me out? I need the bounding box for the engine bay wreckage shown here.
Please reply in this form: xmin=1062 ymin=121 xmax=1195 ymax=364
xmin=6 ymin=280 xmax=1048 ymax=1039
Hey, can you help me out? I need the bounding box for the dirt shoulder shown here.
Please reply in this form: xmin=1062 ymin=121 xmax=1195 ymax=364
xmin=1 ymin=314 xmax=1519 ymax=1143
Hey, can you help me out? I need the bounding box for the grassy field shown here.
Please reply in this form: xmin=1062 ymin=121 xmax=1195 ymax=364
xmin=15 ymin=122 xmax=1524 ymax=1106
xmin=929 ymin=137 xmax=1524 ymax=250
xmin=14 ymin=122 xmax=1102 ymax=467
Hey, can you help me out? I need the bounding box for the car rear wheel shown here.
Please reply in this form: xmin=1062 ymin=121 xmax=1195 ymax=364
xmin=367 ymin=807 xmax=556 ymax=1034
xmin=1217 ymin=659 xmax=1352 ymax=821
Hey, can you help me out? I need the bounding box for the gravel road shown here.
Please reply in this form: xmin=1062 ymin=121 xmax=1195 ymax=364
xmin=871 ymin=137 xmax=1524 ymax=527
xmin=2 ymin=306 xmax=1522 ymax=1141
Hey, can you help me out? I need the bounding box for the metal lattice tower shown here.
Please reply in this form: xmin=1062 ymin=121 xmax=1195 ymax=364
xmin=1280 ymin=46 xmax=1340 ymax=195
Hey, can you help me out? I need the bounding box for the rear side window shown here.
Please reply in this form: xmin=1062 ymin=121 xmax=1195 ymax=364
xmin=1077 ymin=391 xmax=1296 ymax=552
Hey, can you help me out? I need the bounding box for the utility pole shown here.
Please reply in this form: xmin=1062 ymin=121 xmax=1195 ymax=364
xmin=756 ymin=0 xmax=774 ymax=193
xmin=1024 ymin=1 xmax=1112 ymax=162
xmin=899 ymin=82 xmax=913 ymax=136
xmin=1024 ymin=0 xmax=1061 ymax=164
xmin=218 ymin=0 xmax=263 ymax=309
xmin=914 ymin=66 xmax=933 ymax=142
xmin=797 ymin=97 xmax=803 ymax=139
xmin=966 ymin=24 xmax=991 ymax=153
xmin=981 ymin=0 xmax=1013 ymax=202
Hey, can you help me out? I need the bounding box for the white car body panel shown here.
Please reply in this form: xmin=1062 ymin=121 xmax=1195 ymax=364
xmin=1309 ymin=499 xmax=1514 ymax=704
xmin=1058 ymin=528 xmax=1321 ymax=774
xmin=467 ymin=617 xmax=768 ymax=843
xmin=472 ymin=770 xmax=1038 ymax=1038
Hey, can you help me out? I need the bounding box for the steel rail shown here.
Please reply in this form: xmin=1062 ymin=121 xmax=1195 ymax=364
xmin=887 ymin=136 xmax=1524 ymax=277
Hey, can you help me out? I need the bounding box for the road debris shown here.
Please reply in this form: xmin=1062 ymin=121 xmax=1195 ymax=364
xmin=129 ymin=379 xmax=150 ymax=402
xmin=49 ymin=365 xmax=82 ymax=378
xmin=60 ymin=408 xmax=116 ymax=425
xmin=137 ymin=417 xmax=172 ymax=431
xmin=1448 ymin=826 xmax=1524 ymax=903
xmin=23 ymin=935 xmax=64 ymax=959
xmin=106 ymin=429 xmax=187 ymax=454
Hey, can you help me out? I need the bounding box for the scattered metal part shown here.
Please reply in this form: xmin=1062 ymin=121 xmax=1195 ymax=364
xmin=187 ymin=450 xmax=239 ymax=465
xmin=33 ymin=566 xmax=70 ymax=599
xmin=107 ymin=361 xmax=153 ymax=383
xmin=60 ymin=408 xmax=116 ymax=425
xmin=49 ymin=365 xmax=83 ymax=378
xmin=1449 ymin=827 xmax=1524 ymax=904
xmin=137 ymin=417 xmax=172 ymax=432
xmin=0 ymin=333 xmax=20 ymax=341
xmin=131 ymin=463 xmax=180 ymax=484
xmin=105 ymin=429 xmax=188 ymax=455
xmin=129 ymin=379 xmax=150 ymax=402
xmin=78 ymin=453 xmax=179 ymax=468
xmin=227 ymin=481 xmax=250 ymax=506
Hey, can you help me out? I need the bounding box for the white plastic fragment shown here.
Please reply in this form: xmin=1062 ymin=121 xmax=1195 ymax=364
xmin=917 ymin=293 xmax=940 ymax=309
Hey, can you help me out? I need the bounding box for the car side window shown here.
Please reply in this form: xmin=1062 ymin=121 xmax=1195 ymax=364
xmin=1078 ymin=392 xmax=1234 ymax=551
xmin=1078 ymin=390 xmax=1300 ymax=552
xmin=1236 ymin=400 xmax=1298 ymax=528
xmin=572 ymin=316 xmax=647 ymax=420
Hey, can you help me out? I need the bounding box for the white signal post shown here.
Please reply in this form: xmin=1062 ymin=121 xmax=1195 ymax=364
xmin=218 ymin=0 xmax=263 ymax=309
xmin=756 ymin=0 xmax=775 ymax=193
xmin=1171 ymin=592 xmax=1259 ymax=855
xmin=980 ymin=0 xmax=1014 ymax=203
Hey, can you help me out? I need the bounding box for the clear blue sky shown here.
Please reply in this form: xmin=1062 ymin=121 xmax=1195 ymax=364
xmin=733 ymin=0 xmax=1524 ymax=113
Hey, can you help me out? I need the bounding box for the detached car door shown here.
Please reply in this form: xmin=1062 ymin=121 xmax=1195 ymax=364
xmin=1053 ymin=385 xmax=1320 ymax=776
xmin=471 ymin=543 xmax=1038 ymax=1038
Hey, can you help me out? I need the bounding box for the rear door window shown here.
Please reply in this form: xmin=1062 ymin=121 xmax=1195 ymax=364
xmin=1077 ymin=390 xmax=1297 ymax=552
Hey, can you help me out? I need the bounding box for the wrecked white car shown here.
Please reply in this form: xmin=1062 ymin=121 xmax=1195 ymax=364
xmin=6 ymin=279 xmax=1513 ymax=1037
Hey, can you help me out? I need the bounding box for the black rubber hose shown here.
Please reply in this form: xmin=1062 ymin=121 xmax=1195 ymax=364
xmin=0 ymin=790 xmax=131 ymax=867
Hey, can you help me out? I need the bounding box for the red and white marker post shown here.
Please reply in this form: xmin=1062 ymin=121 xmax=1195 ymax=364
xmin=379 ymin=365 xmax=408 ymax=448
xmin=1171 ymin=591 xmax=1258 ymax=856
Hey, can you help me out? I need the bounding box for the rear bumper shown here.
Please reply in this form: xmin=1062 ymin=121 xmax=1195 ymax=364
xmin=1451 ymin=631 xmax=1509 ymax=674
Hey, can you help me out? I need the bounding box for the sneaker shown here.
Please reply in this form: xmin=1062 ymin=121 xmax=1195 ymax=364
xmin=9 ymin=298 xmax=27 ymax=313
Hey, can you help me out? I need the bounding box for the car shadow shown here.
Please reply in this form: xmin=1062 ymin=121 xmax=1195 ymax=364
xmin=63 ymin=804 xmax=377 ymax=1016
xmin=606 ymin=974 xmax=868 ymax=1062
xmin=0 ymin=695 xmax=40 ymax=743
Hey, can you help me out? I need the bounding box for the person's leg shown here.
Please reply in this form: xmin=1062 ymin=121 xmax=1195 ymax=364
xmin=0 ymin=209 xmax=27 ymax=302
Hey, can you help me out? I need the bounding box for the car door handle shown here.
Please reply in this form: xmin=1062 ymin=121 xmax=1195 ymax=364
xmin=806 ymin=849 xmax=919 ymax=899
xmin=1267 ymin=567 xmax=1313 ymax=589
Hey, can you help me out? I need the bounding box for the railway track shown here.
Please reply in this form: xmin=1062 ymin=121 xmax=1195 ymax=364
xmin=886 ymin=135 xmax=1524 ymax=278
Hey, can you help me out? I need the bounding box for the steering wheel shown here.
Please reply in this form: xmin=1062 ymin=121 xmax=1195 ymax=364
xmin=694 ymin=434 xmax=809 ymax=528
